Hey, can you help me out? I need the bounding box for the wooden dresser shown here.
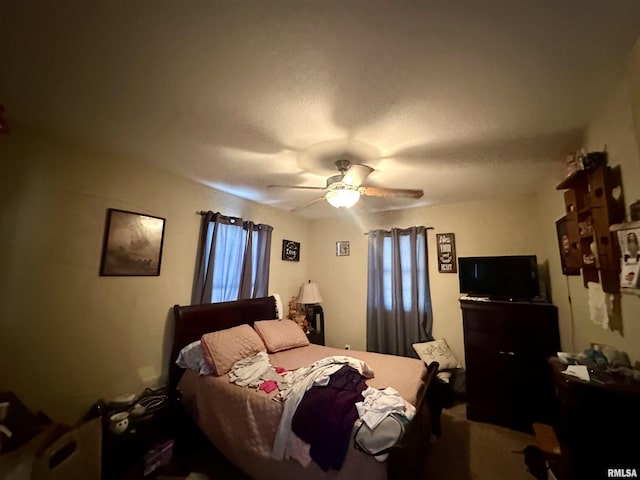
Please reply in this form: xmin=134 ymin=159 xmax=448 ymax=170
xmin=460 ymin=298 xmax=560 ymax=431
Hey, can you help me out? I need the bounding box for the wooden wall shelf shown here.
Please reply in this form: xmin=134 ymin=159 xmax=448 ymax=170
xmin=620 ymin=287 xmax=640 ymax=297
xmin=610 ymin=220 xmax=640 ymax=232
xmin=556 ymin=169 xmax=586 ymax=191
xmin=556 ymin=162 xmax=624 ymax=293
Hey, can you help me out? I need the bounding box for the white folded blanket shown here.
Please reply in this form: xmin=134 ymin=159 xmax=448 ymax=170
xmin=356 ymin=386 xmax=416 ymax=429
xmin=228 ymin=351 xmax=273 ymax=387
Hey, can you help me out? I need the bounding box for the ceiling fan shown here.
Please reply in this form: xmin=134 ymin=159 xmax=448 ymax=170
xmin=268 ymin=159 xmax=424 ymax=210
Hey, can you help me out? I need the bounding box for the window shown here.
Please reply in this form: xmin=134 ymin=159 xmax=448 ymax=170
xmin=380 ymin=234 xmax=427 ymax=311
xmin=192 ymin=212 xmax=273 ymax=304
xmin=367 ymin=226 xmax=433 ymax=356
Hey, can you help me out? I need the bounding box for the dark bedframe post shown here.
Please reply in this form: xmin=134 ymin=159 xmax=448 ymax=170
xmin=387 ymin=361 xmax=440 ymax=480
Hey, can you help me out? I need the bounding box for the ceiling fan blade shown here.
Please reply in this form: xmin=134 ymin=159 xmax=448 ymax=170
xmin=268 ymin=184 xmax=326 ymax=191
xmin=291 ymin=196 xmax=327 ymax=212
xmin=360 ymin=186 xmax=424 ymax=199
xmin=342 ymin=164 xmax=374 ymax=186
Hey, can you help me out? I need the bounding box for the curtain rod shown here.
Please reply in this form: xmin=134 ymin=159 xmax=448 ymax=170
xmin=364 ymin=226 xmax=434 ymax=235
xmin=197 ymin=211 xmax=434 ymax=234
xmin=196 ymin=210 xmax=240 ymax=221
xmin=196 ymin=210 xmax=242 ymax=222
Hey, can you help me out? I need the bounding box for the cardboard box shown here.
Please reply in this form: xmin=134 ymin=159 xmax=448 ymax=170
xmin=0 ymin=418 xmax=102 ymax=480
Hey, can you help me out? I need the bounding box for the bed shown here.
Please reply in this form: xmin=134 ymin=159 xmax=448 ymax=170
xmin=169 ymin=295 xmax=440 ymax=480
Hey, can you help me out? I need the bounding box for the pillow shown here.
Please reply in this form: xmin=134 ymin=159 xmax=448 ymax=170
xmin=412 ymin=339 xmax=461 ymax=371
xmin=176 ymin=340 xmax=215 ymax=375
xmin=253 ymin=319 xmax=310 ymax=353
xmin=201 ymin=324 xmax=267 ymax=376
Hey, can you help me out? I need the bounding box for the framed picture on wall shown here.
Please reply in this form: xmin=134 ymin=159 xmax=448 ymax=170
xmin=100 ymin=209 xmax=166 ymax=276
xmin=555 ymin=216 xmax=580 ymax=276
xmin=336 ymin=241 xmax=350 ymax=256
xmin=436 ymin=233 xmax=457 ymax=273
xmin=614 ymin=224 xmax=640 ymax=289
xmin=282 ymin=239 xmax=301 ymax=261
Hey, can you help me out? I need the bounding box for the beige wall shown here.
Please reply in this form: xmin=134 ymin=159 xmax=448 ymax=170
xmin=4 ymin=35 xmax=639 ymax=427
xmin=0 ymin=127 xmax=310 ymax=423
xmin=533 ymin=177 xmax=576 ymax=352
xmin=537 ymin=38 xmax=640 ymax=364
xmin=307 ymin=194 xmax=546 ymax=366
xmin=310 ymin=34 xmax=640 ymax=367
xmin=628 ymin=37 xmax=640 ymax=157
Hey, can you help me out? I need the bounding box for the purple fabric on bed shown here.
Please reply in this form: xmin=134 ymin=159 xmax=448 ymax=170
xmin=291 ymin=366 xmax=367 ymax=471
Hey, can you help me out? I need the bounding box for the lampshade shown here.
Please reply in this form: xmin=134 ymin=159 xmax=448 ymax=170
xmin=326 ymin=188 xmax=360 ymax=208
xmin=298 ymin=282 xmax=323 ymax=304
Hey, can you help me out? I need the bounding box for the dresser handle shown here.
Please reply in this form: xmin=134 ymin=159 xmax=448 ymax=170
xmin=499 ymin=350 xmax=515 ymax=356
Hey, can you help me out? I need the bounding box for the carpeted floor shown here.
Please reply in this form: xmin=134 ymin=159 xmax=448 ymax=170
xmin=423 ymin=403 xmax=537 ymax=480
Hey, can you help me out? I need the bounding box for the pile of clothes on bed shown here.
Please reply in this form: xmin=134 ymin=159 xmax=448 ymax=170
xmin=228 ymin=352 xmax=416 ymax=471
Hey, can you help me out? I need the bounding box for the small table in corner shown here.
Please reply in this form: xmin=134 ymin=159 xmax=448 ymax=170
xmin=307 ymin=328 xmax=325 ymax=346
xmin=548 ymin=358 xmax=640 ymax=479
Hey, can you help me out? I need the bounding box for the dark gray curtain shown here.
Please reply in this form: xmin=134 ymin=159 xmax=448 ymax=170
xmin=192 ymin=211 xmax=272 ymax=304
xmin=366 ymin=226 xmax=433 ymax=357
xmin=238 ymin=221 xmax=272 ymax=299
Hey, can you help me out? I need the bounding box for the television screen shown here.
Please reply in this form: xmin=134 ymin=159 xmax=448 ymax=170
xmin=458 ymin=255 xmax=539 ymax=300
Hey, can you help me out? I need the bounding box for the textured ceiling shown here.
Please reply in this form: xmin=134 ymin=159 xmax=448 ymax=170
xmin=3 ymin=1 xmax=640 ymax=218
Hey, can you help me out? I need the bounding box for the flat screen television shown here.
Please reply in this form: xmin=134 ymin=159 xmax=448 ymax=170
xmin=458 ymin=255 xmax=539 ymax=301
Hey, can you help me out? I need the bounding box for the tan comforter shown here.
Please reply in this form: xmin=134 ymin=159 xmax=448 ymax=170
xmin=178 ymin=344 xmax=426 ymax=480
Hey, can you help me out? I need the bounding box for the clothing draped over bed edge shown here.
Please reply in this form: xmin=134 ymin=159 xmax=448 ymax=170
xmin=177 ymin=343 xmax=427 ymax=480
xmin=271 ymin=355 xmax=374 ymax=461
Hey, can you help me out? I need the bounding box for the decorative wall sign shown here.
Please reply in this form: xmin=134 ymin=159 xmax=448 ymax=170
xmin=282 ymin=239 xmax=300 ymax=262
xmin=100 ymin=209 xmax=166 ymax=276
xmin=336 ymin=241 xmax=350 ymax=257
xmin=555 ymin=216 xmax=580 ymax=276
xmin=436 ymin=233 xmax=457 ymax=273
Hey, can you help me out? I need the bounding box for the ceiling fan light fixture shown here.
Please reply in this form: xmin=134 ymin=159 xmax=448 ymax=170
xmin=326 ymin=188 xmax=360 ymax=208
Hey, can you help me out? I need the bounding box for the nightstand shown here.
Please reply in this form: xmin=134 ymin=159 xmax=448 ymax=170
xmin=305 ymin=306 xmax=325 ymax=345
xmin=100 ymin=390 xmax=174 ymax=479
xmin=307 ymin=328 xmax=325 ymax=346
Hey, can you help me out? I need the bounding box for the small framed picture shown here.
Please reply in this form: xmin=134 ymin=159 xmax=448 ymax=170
xmin=100 ymin=209 xmax=166 ymax=276
xmin=555 ymin=216 xmax=580 ymax=276
xmin=282 ymin=239 xmax=301 ymax=262
xmin=336 ymin=241 xmax=350 ymax=257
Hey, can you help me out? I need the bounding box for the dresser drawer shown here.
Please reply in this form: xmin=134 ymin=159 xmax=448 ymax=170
xmin=463 ymin=329 xmax=516 ymax=353
xmin=465 ymin=325 xmax=558 ymax=357
xmin=462 ymin=308 xmax=512 ymax=333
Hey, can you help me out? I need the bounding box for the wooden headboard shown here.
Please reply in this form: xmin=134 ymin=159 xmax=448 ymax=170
xmin=169 ymin=295 xmax=278 ymax=394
